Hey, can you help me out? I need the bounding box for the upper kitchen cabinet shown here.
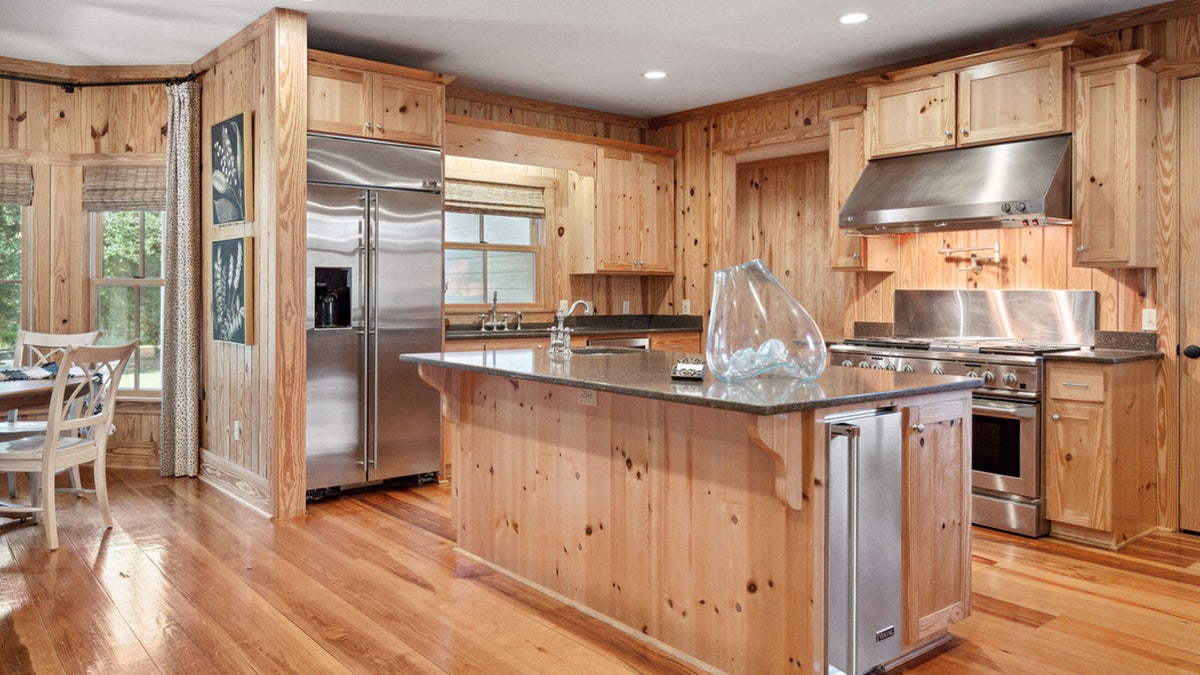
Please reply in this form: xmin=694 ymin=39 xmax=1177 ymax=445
xmin=307 ymin=50 xmax=450 ymax=148
xmin=1071 ymin=51 xmax=1160 ymax=269
xmin=572 ymin=146 xmax=676 ymax=275
xmin=823 ymin=105 xmax=896 ymax=272
xmin=864 ymin=33 xmax=1103 ymax=159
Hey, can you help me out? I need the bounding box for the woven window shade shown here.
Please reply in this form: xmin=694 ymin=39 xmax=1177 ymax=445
xmin=82 ymin=165 xmax=167 ymax=212
xmin=0 ymin=163 xmax=33 ymax=206
xmin=444 ymin=180 xmax=545 ymax=217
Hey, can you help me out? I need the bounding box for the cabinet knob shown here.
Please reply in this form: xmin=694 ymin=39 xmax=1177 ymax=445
xmin=375 ymin=123 xmax=383 ymax=130
xmin=364 ymin=121 xmax=371 ymax=129
xmin=944 ymin=130 xmax=953 ymax=138
xmin=1077 ymin=245 xmax=1087 ymax=253
xmin=912 ymin=423 xmax=925 ymax=433
xmin=1051 ymin=414 xmax=1060 ymax=421
xmin=961 ymin=128 xmax=969 ymax=136
xmin=851 ymin=252 xmax=861 ymax=259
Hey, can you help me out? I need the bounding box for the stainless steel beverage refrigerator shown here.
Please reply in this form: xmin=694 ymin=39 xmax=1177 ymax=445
xmin=305 ymin=133 xmax=443 ymax=492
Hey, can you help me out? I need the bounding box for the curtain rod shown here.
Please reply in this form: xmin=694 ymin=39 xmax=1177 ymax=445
xmin=0 ymin=70 xmax=199 ymax=92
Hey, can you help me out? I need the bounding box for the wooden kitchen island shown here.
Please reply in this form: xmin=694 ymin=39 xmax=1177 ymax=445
xmin=402 ymin=349 xmax=978 ymax=673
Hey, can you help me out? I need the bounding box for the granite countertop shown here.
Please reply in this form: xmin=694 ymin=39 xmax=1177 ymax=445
xmin=401 ymin=349 xmax=980 ymax=416
xmin=1043 ymin=348 xmax=1163 ymax=364
xmin=445 ymin=314 xmax=702 ymax=340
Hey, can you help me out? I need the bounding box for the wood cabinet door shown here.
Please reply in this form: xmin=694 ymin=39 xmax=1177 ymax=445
xmin=902 ymin=396 xmax=971 ymax=647
xmin=636 ymin=152 xmax=675 ymax=273
xmin=372 ymin=73 xmax=443 ymax=147
xmin=865 ymin=73 xmax=955 ymax=159
xmin=308 ymin=62 xmax=372 ymax=138
xmin=828 ymin=112 xmax=868 ymax=269
xmin=1072 ymin=60 xmax=1157 ymax=268
xmin=594 ymin=148 xmax=639 ymax=272
xmin=957 ymin=51 xmax=1066 ymax=146
xmin=1045 ymin=399 xmax=1109 ymax=530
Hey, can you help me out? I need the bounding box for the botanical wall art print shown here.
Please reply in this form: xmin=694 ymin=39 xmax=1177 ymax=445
xmin=211 ymin=111 xmax=253 ymax=225
xmin=212 ymin=236 xmax=254 ymax=344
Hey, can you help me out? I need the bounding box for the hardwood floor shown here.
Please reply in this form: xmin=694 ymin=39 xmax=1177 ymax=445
xmin=3 ymin=469 xmax=1200 ymax=674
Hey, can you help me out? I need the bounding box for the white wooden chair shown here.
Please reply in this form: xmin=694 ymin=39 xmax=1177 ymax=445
xmin=0 ymin=341 xmax=136 ymax=550
xmin=3 ymin=329 xmax=103 ymax=498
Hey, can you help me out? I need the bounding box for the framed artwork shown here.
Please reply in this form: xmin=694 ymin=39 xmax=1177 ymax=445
xmin=212 ymin=236 xmax=254 ymax=344
xmin=211 ymin=111 xmax=253 ymax=225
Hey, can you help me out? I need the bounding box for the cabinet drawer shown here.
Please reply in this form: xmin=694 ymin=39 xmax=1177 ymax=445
xmin=1046 ymin=364 xmax=1105 ymax=402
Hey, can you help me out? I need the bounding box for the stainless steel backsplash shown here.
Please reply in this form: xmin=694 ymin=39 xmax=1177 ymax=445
xmin=893 ymin=290 xmax=1098 ymax=344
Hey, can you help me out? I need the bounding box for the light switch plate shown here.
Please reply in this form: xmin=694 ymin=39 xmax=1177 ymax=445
xmin=622 ymin=300 xmax=630 ymax=314
xmin=682 ymin=299 xmax=691 ymax=314
xmin=1142 ymin=308 xmax=1157 ymax=331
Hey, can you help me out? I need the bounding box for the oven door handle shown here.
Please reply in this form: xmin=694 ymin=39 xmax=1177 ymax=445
xmin=972 ymin=400 xmax=1038 ymax=419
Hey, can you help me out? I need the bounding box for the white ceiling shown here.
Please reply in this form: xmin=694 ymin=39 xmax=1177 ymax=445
xmin=0 ymin=0 xmax=1167 ymax=118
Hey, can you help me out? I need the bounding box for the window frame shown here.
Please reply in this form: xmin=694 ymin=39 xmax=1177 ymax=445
xmin=441 ymin=170 xmax=557 ymax=316
xmin=88 ymin=209 xmax=164 ymax=396
xmin=444 ymin=211 xmax=543 ymax=308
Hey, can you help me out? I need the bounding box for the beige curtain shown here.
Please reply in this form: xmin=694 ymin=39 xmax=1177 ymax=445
xmin=160 ymin=80 xmax=201 ymax=477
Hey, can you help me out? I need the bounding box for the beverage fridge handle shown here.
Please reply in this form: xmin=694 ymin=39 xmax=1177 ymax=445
xmin=829 ymin=422 xmax=860 ymax=675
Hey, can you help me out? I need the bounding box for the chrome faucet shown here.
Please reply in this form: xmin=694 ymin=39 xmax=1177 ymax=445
xmin=480 ymin=291 xmax=512 ymax=331
xmin=550 ymin=299 xmax=592 ymax=358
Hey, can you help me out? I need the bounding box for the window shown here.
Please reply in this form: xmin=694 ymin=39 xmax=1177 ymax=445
xmin=0 ymin=204 xmax=22 ymax=362
xmin=0 ymin=163 xmax=33 ymax=362
xmin=84 ymin=164 xmax=166 ymax=391
xmin=92 ymin=211 xmax=163 ymax=390
xmin=443 ymin=179 xmax=546 ymax=307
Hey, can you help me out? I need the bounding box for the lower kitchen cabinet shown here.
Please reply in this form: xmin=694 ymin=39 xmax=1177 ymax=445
xmin=1044 ymin=359 xmax=1157 ymax=549
xmin=649 ymin=331 xmax=702 ymax=353
xmin=902 ymin=395 xmax=971 ymax=648
xmin=442 ymin=336 xmax=549 ymax=352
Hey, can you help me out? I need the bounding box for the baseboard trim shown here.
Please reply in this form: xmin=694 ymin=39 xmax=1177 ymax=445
xmin=198 ymin=449 xmax=271 ymax=518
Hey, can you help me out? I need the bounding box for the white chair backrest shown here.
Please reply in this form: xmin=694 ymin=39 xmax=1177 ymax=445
xmin=43 ymin=341 xmax=136 ymax=447
xmin=14 ymin=330 xmax=103 ymax=367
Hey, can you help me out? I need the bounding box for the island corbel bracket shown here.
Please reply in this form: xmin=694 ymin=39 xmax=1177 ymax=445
xmin=746 ymin=412 xmax=813 ymax=510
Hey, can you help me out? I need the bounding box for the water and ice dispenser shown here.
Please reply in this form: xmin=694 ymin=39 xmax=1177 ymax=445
xmin=314 ymin=267 xmax=351 ymax=329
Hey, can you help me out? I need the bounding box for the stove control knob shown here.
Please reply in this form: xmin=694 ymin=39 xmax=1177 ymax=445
xmin=965 ymin=370 xmax=979 ymax=380
xmin=858 ymin=361 xmax=872 ymax=369
xmin=841 ymin=359 xmax=854 ymax=367
xmin=872 ymin=363 xmax=885 ymax=370
xmin=982 ymin=370 xmax=995 ymax=384
xmin=1003 ymin=372 xmax=1019 ymax=387
xmin=884 ymin=363 xmax=897 ymax=371
xmin=902 ymin=364 xmax=915 ymax=373
xmin=932 ymin=365 xmax=945 ymax=375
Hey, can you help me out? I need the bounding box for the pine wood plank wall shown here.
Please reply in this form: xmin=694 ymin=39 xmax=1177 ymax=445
xmin=0 ymin=74 xmax=167 ymax=469
xmin=197 ymin=9 xmax=308 ymax=518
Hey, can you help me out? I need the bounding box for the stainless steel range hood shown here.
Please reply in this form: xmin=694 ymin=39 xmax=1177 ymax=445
xmin=839 ymin=134 xmax=1072 ymax=234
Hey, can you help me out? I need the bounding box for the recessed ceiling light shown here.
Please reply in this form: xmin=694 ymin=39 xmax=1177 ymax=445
xmin=643 ymin=70 xmax=667 ymax=80
xmin=838 ymin=12 xmax=869 ymax=25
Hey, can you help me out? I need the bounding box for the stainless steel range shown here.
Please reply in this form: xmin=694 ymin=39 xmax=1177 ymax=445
xmin=829 ymin=290 xmax=1098 ymax=537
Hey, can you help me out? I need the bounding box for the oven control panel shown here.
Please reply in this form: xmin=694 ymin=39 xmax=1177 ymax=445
xmin=830 ymin=348 xmax=1042 ymax=396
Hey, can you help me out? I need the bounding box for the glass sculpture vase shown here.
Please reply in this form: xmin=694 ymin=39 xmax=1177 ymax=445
xmin=705 ymin=259 xmax=827 ymax=382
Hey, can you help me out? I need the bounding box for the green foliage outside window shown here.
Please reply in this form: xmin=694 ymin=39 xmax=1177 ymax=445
xmin=0 ymin=203 xmax=21 ymax=361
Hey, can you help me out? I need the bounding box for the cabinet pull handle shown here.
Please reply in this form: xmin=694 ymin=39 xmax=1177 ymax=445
xmin=1051 ymin=414 xmax=1060 ymax=421
xmin=912 ymin=423 xmax=925 ymax=433
xmin=1062 ymin=383 xmax=1089 ymax=388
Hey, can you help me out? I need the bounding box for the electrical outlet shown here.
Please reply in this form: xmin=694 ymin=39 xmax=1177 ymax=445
xmin=1142 ymin=308 xmax=1158 ymax=331
xmin=233 ymin=420 xmax=242 ymax=442
xmin=559 ymin=299 xmax=568 ymax=312
xmin=577 ymin=389 xmax=597 ymax=407
xmin=681 ymin=299 xmax=691 ymax=315
xmin=622 ymin=300 xmax=630 ymax=314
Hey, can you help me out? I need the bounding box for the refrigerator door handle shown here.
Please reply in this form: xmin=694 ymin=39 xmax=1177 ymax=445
xmin=368 ymin=193 xmax=381 ymax=470
xmin=360 ymin=196 xmax=371 ymax=475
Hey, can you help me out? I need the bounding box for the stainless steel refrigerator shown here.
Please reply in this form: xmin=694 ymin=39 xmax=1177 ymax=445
xmin=305 ymin=133 xmax=442 ymax=492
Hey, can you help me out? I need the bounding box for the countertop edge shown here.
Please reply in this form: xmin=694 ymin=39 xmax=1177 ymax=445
xmin=402 ymin=352 xmax=981 ymax=415
xmin=445 ymin=325 xmax=702 ymax=340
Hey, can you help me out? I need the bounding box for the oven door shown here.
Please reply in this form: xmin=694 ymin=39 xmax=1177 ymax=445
xmin=971 ymin=397 xmax=1039 ymax=500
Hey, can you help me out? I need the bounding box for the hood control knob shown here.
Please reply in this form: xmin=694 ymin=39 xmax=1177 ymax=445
xmin=1001 ymin=202 xmax=1012 ymax=213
